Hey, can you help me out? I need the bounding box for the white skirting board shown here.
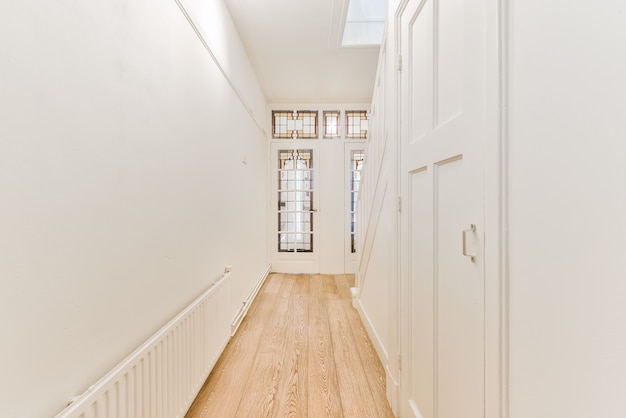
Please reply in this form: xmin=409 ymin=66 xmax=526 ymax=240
xmin=354 ymin=297 xmax=398 ymax=414
xmin=354 ymin=297 xmax=389 ymax=370
xmin=386 ymin=365 xmax=400 ymax=416
xmin=231 ymin=264 xmax=271 ymax=336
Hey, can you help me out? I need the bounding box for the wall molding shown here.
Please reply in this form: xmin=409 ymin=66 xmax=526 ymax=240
xmin=174 ymin=0 xmax=267 ymax=138
xmin=386 ymin=365 xmax=401 ymax=416
xmin=357 ymin=124 xmax=391 ymax=292
xmin=497 ymin=0 xmax=510 ymax=416
xmin=357 ymin=180 xmax=388 ymax=292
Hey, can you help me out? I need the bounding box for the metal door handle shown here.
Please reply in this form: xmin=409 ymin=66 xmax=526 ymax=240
xmin=463 ymin=224 xmax=476 ymax=262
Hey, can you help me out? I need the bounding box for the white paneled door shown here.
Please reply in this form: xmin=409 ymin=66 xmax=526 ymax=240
xmin=398 ymin=0 xmax=492 ymax=417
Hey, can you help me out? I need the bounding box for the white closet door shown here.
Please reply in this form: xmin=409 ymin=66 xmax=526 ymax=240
xmin=398 ymin=0 xmax=492 ymax=416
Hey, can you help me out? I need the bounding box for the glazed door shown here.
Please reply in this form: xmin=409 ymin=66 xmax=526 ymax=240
xmin=271 ymin=142 xmax=320 ymax=273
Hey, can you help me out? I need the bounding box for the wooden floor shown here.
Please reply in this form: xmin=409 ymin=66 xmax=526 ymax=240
xmin=186 ymin=273 xmax=394 ymax=418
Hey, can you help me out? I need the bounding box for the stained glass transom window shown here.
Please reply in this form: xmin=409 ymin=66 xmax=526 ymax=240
xmin=346 ymin=110 xmax=369 ymax=139
xmin=323 ymin=110 xmax=341 ymax=139
xmin=272 ymin=110 xmax=318 ymax=139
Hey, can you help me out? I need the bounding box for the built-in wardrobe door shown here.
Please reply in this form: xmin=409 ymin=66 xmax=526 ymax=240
xmin=397 ymin=0 xmax=498 ymax=416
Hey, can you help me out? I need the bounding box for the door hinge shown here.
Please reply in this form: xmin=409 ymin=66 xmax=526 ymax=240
xmin=397 ymin=352 xmax=402 ymax=371
xmin=396 ymin=55 xmax=403 ymax=72
xmin=398 ymin=196 xmax=402 ymax=213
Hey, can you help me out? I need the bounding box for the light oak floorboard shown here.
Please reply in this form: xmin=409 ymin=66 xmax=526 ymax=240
xmin=186 ymin=274 xmax=393 ymax=418
xmin=335 ymin=275 xmax=390 ymax=418
xmin=186 ymin=274 xmax=287 ymax=417
xmin=233 ymin=274 xmax=297 ymax=417
xmin=307 ymin=275 xmax=343 ymax=417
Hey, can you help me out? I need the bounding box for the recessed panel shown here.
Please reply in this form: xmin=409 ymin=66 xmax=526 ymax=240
xmin=435 ymin=155 xmax=483 ymax=418
xmin=437 ymin=0 xmax=464 ymax=126
xmin=408 ymin=166 xmax=434 ymax=418
xmin=409 ymin=0 xmax=434 ymax=143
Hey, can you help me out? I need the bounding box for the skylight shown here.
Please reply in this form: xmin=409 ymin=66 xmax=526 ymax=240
xmin=341 ymin=0 xmax=387 ymax=46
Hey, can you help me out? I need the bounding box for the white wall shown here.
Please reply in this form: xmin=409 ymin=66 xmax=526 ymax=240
xmin=0 ymin=1 xmax=269 ymax=417
xmin=508 ymin=1 xmax=626 ymax=416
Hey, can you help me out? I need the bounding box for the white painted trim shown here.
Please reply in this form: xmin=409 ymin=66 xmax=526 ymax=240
xmin=498 ymin=0 xmax=510 ymax=415
xmin=355 ymin=297 xmax=399 ymax=414
xmin=484 ymin=0 xmax=510 ymax=416
xmin=357 ymin=178 xmax=389 ymax=292
xmin=355 ymin=298 xmax=388 ymax=366
xmin=350 ymin=286 xmax=359 ymax=308
xmin=386 ymin=365 xmax=400 ymax=417
xmin=231 ymin=264 xmax=272 ymax=335
xmin=392 ymin=6 xmax=405 ymax=418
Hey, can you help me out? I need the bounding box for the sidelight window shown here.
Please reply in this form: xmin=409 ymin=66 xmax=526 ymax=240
xmin=350 ymin=150 xmax=365 ymax=253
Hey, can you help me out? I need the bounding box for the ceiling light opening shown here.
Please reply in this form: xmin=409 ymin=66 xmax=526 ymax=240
xmin=341 ymin=0 xmax=388 ymax=47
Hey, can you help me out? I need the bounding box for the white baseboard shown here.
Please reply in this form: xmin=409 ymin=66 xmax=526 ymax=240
xmin=355 ymin=298 xmax=400 ymax=415
xmin=350 ymin=286 xmax=359 ymax=309
xmin=231 ymin=264 xmax=271 ymax=335
xmin=355 ymin=298 xmax=387 ymax=362
xmin=386 ymin=365 xmax=400 ymax=417
xmin=355 ymin=297 xmax=388 ymax=367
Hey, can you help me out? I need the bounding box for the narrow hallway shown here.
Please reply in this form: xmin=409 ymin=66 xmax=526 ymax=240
xmin=186 ymin=274 xmax=393 ymax=417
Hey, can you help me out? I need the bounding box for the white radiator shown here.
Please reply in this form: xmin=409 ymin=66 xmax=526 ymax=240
xmin=55 ymin=272 xmax=232 ymax=418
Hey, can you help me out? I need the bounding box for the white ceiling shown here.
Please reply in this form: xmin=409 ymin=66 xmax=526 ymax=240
xmin=224 ymin=0 xmax=382 ymax=104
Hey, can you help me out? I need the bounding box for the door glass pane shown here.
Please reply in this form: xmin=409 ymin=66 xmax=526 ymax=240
xmin=350 ymin=150 xmax=364 ymax=253
xmin=278 ymin=149 xmax=314 ymax=252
